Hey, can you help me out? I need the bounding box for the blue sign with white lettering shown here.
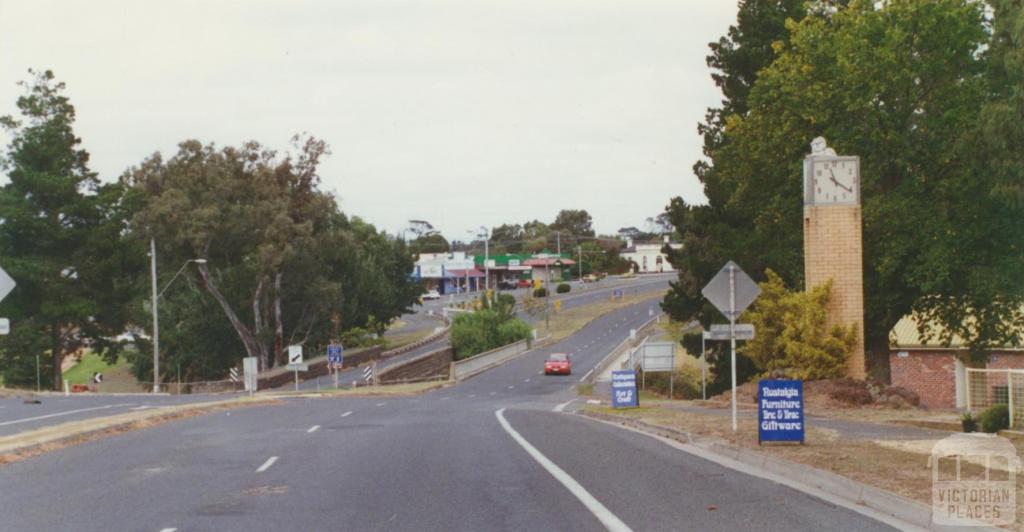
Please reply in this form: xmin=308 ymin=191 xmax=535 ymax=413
xmin=758 ymin=379 xmax=804 ymax=443
xmin=611 ymin=370 xmax=639 ymax=408
xmin=327 ymin=343 xmax=344 ymax=365
xmin=612 ymin=289 xmax=623 ymax=299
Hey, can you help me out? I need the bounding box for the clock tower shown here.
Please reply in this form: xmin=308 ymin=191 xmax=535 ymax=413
xmin=803 ymin=137 xmax=866 ymax=379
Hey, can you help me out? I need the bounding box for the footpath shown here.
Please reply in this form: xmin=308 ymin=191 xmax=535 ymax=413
xmin=579 ymin=398 xmax=1015 ymax=531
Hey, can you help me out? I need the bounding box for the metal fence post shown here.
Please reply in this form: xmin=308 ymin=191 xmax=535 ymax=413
xmin=1009 ymin=370 xmax=1016 ymax=429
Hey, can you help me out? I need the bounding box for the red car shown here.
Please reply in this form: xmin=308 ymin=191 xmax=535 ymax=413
xmin=544 ymin=353 xmax=572 ymax=375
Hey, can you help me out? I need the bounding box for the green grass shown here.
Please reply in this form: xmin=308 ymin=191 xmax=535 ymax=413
xmin=63 ymin=353 xmax=129 ymax=385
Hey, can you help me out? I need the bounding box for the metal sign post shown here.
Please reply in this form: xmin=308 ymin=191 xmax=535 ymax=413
xmin=701 ymin=331 xmax=709 ymax=401
xmin=702 ymin=261 xmax=761 ymax=432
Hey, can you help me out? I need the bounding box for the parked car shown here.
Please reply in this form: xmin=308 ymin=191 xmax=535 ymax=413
xmin=544 ymin=353 xmax=572 ymax=376
xmin=497 ymin=280 xmax=518 ymax=290
xmin=517 ymin=279 xmax=532 ymax=288
xmin=581 ymin=274 xmax=599 ymax=283
xmin=421 ymin=289 xmax=441 ymax=300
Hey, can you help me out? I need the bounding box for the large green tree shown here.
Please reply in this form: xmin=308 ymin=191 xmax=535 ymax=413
xmin=0 ymin=70 xmax=138 ymax=389
xmin=664 ymin=0 xmax=1024 ymax=379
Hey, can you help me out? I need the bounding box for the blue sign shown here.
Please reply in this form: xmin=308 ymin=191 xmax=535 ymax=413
xmin=327 ymin=343 xmax=344 ymax=365
xmin=758 ymin=379 xmax=804 ymax=443
xmin=611 ymin=370 xmax=639 ymax=408
xmin=612 ymin=289 xmax=623 ymax=299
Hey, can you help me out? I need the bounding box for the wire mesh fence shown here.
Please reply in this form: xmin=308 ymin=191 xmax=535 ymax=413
xmin=965 ymin=368 xmax=1024 ymax=428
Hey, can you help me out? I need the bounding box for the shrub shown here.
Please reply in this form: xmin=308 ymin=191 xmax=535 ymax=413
xmin=533 ymin=287 xmax=548 ymax=298
xmin=961 ymin=412 xmax=978 ymax=433
xmin=643 ymin=365 xmax=702 ymax=400
xmin=980 ymin=404 xmax=1009 ymax=433
xmin=556 ymin=283 xmax=571 ymax=294
xmin=449 ymin=310 xmax=532 ymax=360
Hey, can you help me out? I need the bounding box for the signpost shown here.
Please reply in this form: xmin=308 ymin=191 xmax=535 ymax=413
xmin=611 ymin=370 xmax=639 ymax=408
xmin=286 ymin=345 xmax=305 ymax=391
xmin=640 ymin=342 xmax=676 ymax=398
xmin=243 ymin=356 xmax=258 ymax=395
xmin=758 ymin=379 xmax=805 ymax=444
xmin=327 ymin=344 xmax=344 ymax=388
xmin=702 ymin=261 xmax=761 ymax=432
xmin=707 ymin=324 xmax=755 ymax=341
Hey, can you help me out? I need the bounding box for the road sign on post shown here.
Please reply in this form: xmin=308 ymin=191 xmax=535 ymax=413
xmin=288 ymin=345 xmax=303 ymax=365
xmin=702 ymin=261 xmax=761 ymax=432
xmin=243 ymin=356 xmax=258 ymax=394
xmin=0 ymin=266 xmax=15 ymax=336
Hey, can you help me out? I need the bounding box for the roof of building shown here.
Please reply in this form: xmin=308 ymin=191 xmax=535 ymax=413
xmin=523 ymin=258 xmax=576 ymax=267
xmin=444 ymin=269 xmax=485 ymax=278
xmin=473 ymin=254 xmax=531 ymax=267
xmin=889 ymin=313 xmax=1024 ymax=350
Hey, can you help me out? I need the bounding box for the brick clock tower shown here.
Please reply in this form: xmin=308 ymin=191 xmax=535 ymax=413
xmin=802 ymin=137 xmax=866 ymax=379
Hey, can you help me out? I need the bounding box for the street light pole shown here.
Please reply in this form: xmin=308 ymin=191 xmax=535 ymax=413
xmin=150 ymin=238 xmax=207 ymax=394
xmin=150 ymin=238 xmax=160 ymax=393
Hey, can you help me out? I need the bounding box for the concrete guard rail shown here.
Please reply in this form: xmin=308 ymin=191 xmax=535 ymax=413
xmin=582 ymin=312 xmax=662 ymax=385
xmin=450 ymin=336 xmax=552 ymax=382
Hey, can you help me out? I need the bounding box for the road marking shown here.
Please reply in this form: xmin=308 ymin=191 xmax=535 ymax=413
xmin=468 ymin=394 xmax=476 ymax=398
xmin=586 ymin=399 xmax=602 ymax=405
xmin=375 ymin=402 xmax=386 ymax=407
xmin=159 ymin=528 xmax=177 ymax=532
xmin=524 ymin=378 xmax=530 ymax=383
xmin=489 ymin=391 xmax=497 ymax=396
xmin=0 ymin=404 xmax=127 ymax=427
xmin=495 ymin=409 xmax=632 ymax=532
xmin=256 ymin=456 xmax=278 ymax=473
xmin=507 ymin=385 xmax=514 ymax=390
xmin=579 ymin=368 xmax=594 ymax=382
xmin=553 ymin=399 xmax=576 ymax=412
xmin=341 ymin=411 xmax=353 ymax=417
xmin=307 ymin=425 xmax=320 ymax=433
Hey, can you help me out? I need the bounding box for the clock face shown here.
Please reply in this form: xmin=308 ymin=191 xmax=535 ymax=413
xmin=807 ymin=157 xmax=859 ymax=205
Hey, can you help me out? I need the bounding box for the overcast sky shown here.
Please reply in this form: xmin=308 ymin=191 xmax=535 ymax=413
xmin=0 ymin=1 xmax=737 ymax=240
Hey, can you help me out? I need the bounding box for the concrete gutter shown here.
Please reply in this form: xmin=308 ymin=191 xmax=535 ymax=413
xmin=578 ymin=411 xmax=1003 ymax=532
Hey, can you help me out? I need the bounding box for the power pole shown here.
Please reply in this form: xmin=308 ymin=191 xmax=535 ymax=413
xmin=556 ymin=231 xmax=561 ymax=256
xmin=577 ymin=245 xmax=583 ymax=280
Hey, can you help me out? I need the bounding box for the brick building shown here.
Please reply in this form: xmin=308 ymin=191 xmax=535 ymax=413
xmin=889 ymin=315 xmax=1024 ymax=409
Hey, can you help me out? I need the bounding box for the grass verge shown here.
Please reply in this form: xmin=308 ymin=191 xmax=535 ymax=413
xmin=265 ymin=380 xmax=448 ymax=398
xmin=545 ymin=292 xmax=663 ymax=342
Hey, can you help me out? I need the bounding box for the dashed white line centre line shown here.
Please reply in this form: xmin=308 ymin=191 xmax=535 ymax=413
xmin=375 ymin=402 xmax=386 ymax=407
xmin=489 ymin=392 xmax=497 ymax=396
xmin=524 ymin=378 xmax=530 ymax=383
xmin=507 ymin=385 xmax=515 ymax=389
xmin=468 ymin=394 xmax=476 ymax=398
xmin=158 ymin=528 xmax=177 ymax=532
xmin=307 ymin=425 xmax=320 ymax=433
xmin=256 ymin=456 xmax=278 ymax=473
xmin=341 ymin=411 xmax=353 ymax=417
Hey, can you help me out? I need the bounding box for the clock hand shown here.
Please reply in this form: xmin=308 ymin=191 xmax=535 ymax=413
xmin=828 ymin=168 xmax=853 ymax=193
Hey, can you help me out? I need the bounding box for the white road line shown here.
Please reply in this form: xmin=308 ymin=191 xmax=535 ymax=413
xmin=495 ymin=409 xmax=631 ymax=532
xmin=341 ymin=411 xmax=353 ymax=417
xmin=307 ymin=425 xmax=320 ymax=433
xmin=256 ymin=456 xmax=278 ymax=473
xmin=524 ymin=378 xmax=530 ymax=383
xmin=553 ymin=399 xmax=576 ymax=412
xmin=468 ymin=394 xmax=476 ymax=398
xmin=579 ymin=368 xmax=595 ymax=382
xmin=158 ymin=528 xmax=177 ymax=532
xmin=0 ymin=404 xmax=127 ymax=427
xmin=375 ymin=402 xmax=386 ymax=407
xmin=130 ymin=405 xmax=153 ymax=411
xmin=489 ymin=391 xmax=497 ymax=396
xmin=507 ymin=385 xmax=515 ymax=390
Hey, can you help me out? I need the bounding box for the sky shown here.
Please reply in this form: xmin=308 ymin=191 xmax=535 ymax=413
xmin=0 ymin=0 xmax=737 ymax=241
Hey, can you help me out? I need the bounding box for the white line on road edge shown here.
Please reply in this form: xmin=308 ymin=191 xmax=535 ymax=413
xmin=256 ymin=456 xmax=278 ymax=473
xmin=579 ymin=368 xmax=595 ymax=382
xmin=307 ymin=425 xmax=320 ymax=433
xmin=341 ymin=411 xmax=352 ymax=417
xmin=0 ymin=404 xmax=127 ymax=427
xmin=495 ymin=408 xmax=632 ymax=532
xmin=553 ymin=399 xmax=576 ymax=413
xmin=578 ymin=415 xmax=928 ymax=532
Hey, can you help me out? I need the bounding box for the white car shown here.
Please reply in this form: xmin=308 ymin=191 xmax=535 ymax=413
xmin=421 ymin=289 xmax=441 ymax=300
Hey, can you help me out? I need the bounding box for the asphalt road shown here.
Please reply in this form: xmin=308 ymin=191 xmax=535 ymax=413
xmin=0 ymin=291 xmax=898 ymax=532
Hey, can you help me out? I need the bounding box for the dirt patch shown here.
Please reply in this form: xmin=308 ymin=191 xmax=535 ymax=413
xmin=0 ymin=398 xmax=280 ymax=466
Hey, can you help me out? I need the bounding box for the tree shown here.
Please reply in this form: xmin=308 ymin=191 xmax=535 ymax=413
xmin=742 ymin=270 xmax=856 ymax=379
xmin=550 ymin=209 xmax=595 ymax=249
xmin=0 ymin=70 xmax=138 ymax=389
xmin=490 ymin=223 xmax=524 ymax=254
xmin=664 ymin=1 xmax=1024 ymax=378
xmin=407 ymin=219 xmax=449 ymax=255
